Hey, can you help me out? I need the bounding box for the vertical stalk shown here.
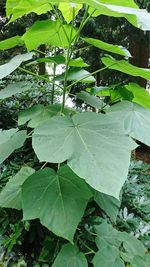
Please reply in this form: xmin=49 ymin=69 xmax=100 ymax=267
xmin=51 ymin=48 xmax=57 ymax=104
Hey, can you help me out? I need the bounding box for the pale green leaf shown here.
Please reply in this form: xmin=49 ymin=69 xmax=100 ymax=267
xmin=124 ymin=83 xmax=150 ymax=109
xmin=59 ymin=2 xmax=83 ymax=24
xmin=102 ymin=57 xmax=150 ymax=80
xmin=22 ymin=20 xmax=77 ymax=51
xmin=69 ymin=57 xmax=89 ymax=67
xmin=0 ymin=129 xmax=27 ymax=164
xmin=0 ymin=82 xmax=32 ymax=100
xmin=94 ymin=192 xmax=120 ymax=222
xmin=93 ymin=245 xmax=125 ymax=267
xmin=107 ymin=101 xmax=150 ymax=146
xmin=0 ymin=167 xmax=35 ymax=210
xmin=18 ymin=104 xmax=75 ymax=128
xmin=22 ymin=166 xmax=92 ymax=242
xmin=77 ymin=91 xmax=103 ymax=109
xmin=52 ymin=244 xmax=88 ymax=267
xmin=84 ymin=37 xmax=131 ymax=57
xmin=131 ymin=254 xmax=150 ymax=267
xmin=0 ymin=53 xmax=33 ymax=79
xmin=0 ymin=36 xmax=23 ymax=50
xmin=32 ymin=112 xmax=135 ymax=199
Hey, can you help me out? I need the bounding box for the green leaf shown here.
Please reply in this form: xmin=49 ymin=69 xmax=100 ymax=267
xmin=22 ymin=166 xmax=92 ymax=242
xmin=131 ymin=254 xmax=150 ymax=267
xmin=0 ymin=35 xmax=23 ymax=50
xmin=0 ymin=129 xmax=27 ymax=164
xmin=77 ymin=91 xmax=103 ymax=109
xmin=94 ymin=192 xmax=120 ymax=222
xmin=52 ymin=244 xmax=88 ymax=267
xmin=59 ymin=3 xmax=83 ymax=24
xmin=7 ymin=0 xmax=52 ymax=22
xmin=0 ymin=82 xmax=32 ymax=100
xmin=0 ymin=167 xmax=35 ymax=210
xmin=18 ymin=104 xmax=75 ymax=128
xmin=124 ymin=83 xmax=150 ymax=109
xmin=0 ymin=53 xmax=33 ymax=79
xmin=56 ymin=69 xmax=96 ymax=83
xmin=69 ymin=57 xmax=89 ymax=67
xmin=84 ymin=37 xmax=131 ymax=57
xmin=93 ymin=245 xmax=125 ymax=267
xmin=22 ymin=20 xmax=77 ymax=51
xmin=37 ymin=55 xmax=66 ymax=65
xmin=32 ymin=112 xmax=135 ymax=199
xmin=102 ymin=57 xmax=150 ymax=80
xmin=107 ymin=101 xmax=150 ymax=146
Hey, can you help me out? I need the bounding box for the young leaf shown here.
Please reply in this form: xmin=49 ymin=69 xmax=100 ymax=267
xmin=22 ymin=166 xmax=92 ymax=242
xmin=0 ymin=167 xmax=35 ymax=210
xmin=77 ymin=91 xmax=103 ymax=109
xmin=102 ymin=57 xmax=150 ymax=80
xmin=84 ymin=37 xmax=131 ymax=57
xmin=32 ymin=112 xmax=136 ymax=199
xmin=94 ymin=192 xmax=120 ymax=222
xmin=107 ymin=101 xmax=150 ymax=146
xmin=0 ymin=129 xmax=27 ymax=164
xmin=124 ymin=83 xmax=150 ymax=109
xmin=0 ymin=53 xmax=33 ymax=79
xmin=0 ymin=35 xmax=23 ymax=50
xmin=59 ymin=2 xmax=83 ymax=24
xmin=52 ymin=244 xmax=88 ymax=267
xmin=93 ymin=245 xmax=125 ymax=267
xmin=22 ymin=20 xmax=77 ymax=51
xmin=0 ymin=82 xmax=32 ymax=100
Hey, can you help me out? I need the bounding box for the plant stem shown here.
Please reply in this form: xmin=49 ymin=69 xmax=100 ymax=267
xmin=51 ymin=48 xmax=57 ymax=104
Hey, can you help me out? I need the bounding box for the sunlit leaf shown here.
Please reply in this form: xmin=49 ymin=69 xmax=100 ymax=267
xmin=0 ymin=35 xmax=23 ymax=50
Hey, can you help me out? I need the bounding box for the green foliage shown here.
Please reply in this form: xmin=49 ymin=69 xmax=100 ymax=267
xmin=0 ymin=0 xmax=150 ymax=266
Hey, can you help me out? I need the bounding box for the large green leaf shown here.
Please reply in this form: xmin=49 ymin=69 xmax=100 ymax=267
xmin=52 ymin=244 xmax=88 ymax=267
xmin=22 ymin=20 xmax=77 ymax=51
xmin=18 ymin=104 xmax=75 ymax=128
xmin=0 ymin=129 xmax=27 ymax=164
xmin=102 ymin=57 xmax=150 ymax=80
xmin=32 ymin=112 xmax=135 ymax=199
xmin=0 ymin=82 xmax=32 ymax=100
xmin=0 ymin=53 xmax=33 ymax=79
xmin=93 ymin=245 xmax=125 ymax=267
xmin=0 ymin=35 xmax=23 ymax=50
xmin=124 ymin=83 xmax=150 ymax=109
xmin=84 ymin=37 xmax=131 ymax=57
xmin=131 ymin=254 xmax=150 ymax=267
xmin=7 ymin=0 xmax=52 ymax=21
xmin=56 ymin=69 xmax=96 ymax=83
xmin=107 ymin=101 xmax=150 ymax=146
xmin=0 ymin=167 xmax=35 ymax=210
xmin=59 ymin=2 xmax=83 ymax=24
xmin=22 ymin=166 xmax=92 ymax=242
xmin=94 ymin=192 xmax=120 ymax=222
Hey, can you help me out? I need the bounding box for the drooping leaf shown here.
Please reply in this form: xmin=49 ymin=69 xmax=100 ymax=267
xmin=94 ymin=192 xmax=120 ymax=222
xmin=77 ymin=91 xmax=103 ymax=109
xmin=84 ymin=37 xmax=131 ymax=57
xmin=0 ymin=82 xmax=32 ymax=100
xmin=59 ymin=2 xmax=83 ymax=24
xmin=124 ymin=83 xmax=150 ymax=109
xmin=107 ymin=101 xmax=150 ymax=146
xmin=0 ymin=53 xmax=33 ymax=79
xmin=18 ymin=104 xmax=75 ymax=128
xmin=0 ymin=35 xmax=23 ymax=50
xmin=56 ymin=69 xmax=96 ymax=83
xmin=32 ymin=112 xmax=136 ymax=199
xmin=0 ymin=167 xmax=35 ymax=210
xmin=102 ymin=57 xmax=150 ymax=80
xmin=0 ymin=129 xmax=27 ymax=164
xmin=52 ymin=244 xmax=88 ymax=267
xmin=7 ymin=0 xmax=52 ymax=21
xmin=93 ymin=245 xmax=125 ymax=267
xmin=22 ymin=166 xmax=92 ymax=242
xmin=22 ymin=20 xmax=77 ymax=51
